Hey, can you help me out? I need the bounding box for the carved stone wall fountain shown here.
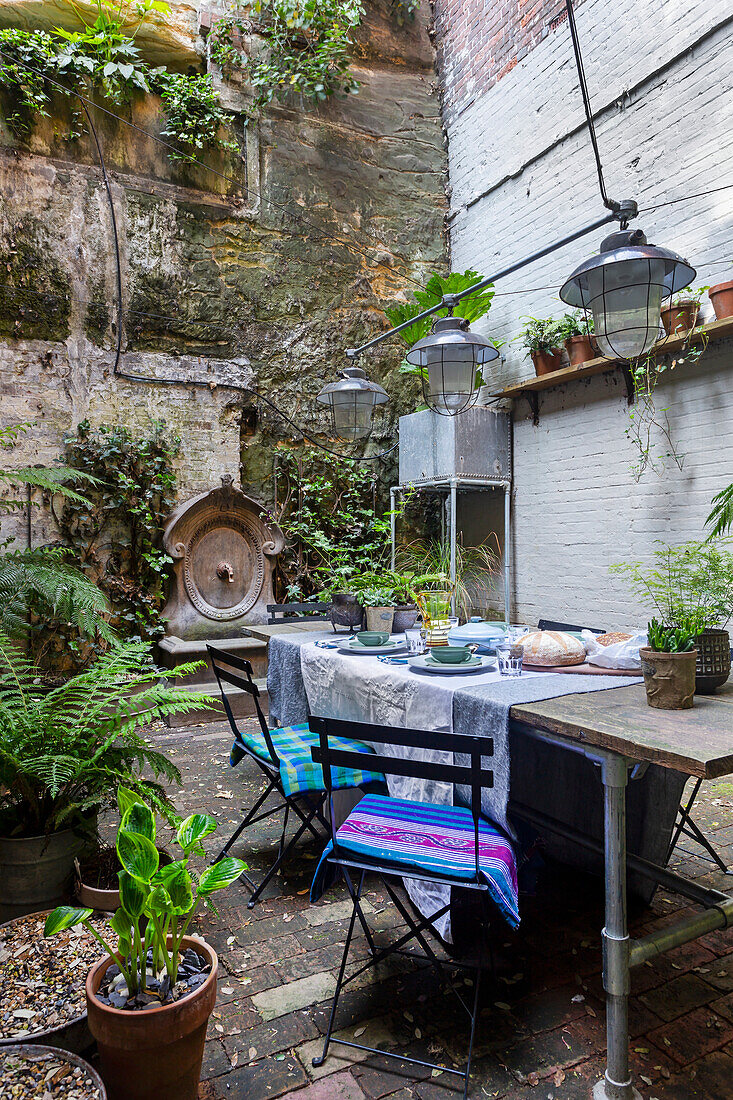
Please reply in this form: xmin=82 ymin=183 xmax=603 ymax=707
xmin=157 ymin=475 xmax=285 ymax=721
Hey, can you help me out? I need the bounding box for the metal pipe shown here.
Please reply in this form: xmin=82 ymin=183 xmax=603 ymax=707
xmin=390 ymin=486 xmax=397 ymax=572
xmin=630 ymin=900 xmax=733 ymax=968
xmin=503 ymin=482 xmax=511 ymax=627
xmin=346 ymin=211 xmax=616 ymax=359
xmin=449 ymin=479 xmax=457 ymax=616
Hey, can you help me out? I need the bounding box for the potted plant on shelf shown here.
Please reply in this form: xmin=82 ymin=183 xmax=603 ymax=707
xmin=660 ymin=286 xmax=707 ymax=336
xmin=708 ymin=280 xmax=733 ymax=321
xmin=0 ymin=634 xmax=211 ymax=920
xmin=640 ymin=618 xmax=699 ymax=710
xmin=612 ymin=539 xmax=733 ymax=695
xmin=520 ymin=317 xmax=566 ymax=376
xmin=558 ymin=311 xmax=596 ymax=367
xmin=45 ymin=794 xmax=247 ymax=1100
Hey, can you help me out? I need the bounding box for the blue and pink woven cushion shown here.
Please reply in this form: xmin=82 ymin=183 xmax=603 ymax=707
xmin=311 ymin=794 xmax=520 ymax=929
xmin=230 ymin=723 xmax=386 ymax=798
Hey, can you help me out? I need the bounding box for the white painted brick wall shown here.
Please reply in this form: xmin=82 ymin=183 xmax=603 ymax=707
xmin=441 ymin=0 xmax=733 ymax=626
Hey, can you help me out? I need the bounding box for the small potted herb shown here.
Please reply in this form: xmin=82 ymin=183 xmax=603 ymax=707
xmin=709 ymin=280 xmax=733 ymax=321
xmin=45 ymin=792 xmax=246 ymax=1100
xmin=558 ymin=311 xmax=596 ymax=367
xmin=640 ymin=619 xmax=698 ymax=710
xmin=360 ymin=586 xmax=396 ymax=633
xmin=660 ymin=286 xmax=707 ymax=336
xmin=520 ymin=317 xmax=566 ymax=376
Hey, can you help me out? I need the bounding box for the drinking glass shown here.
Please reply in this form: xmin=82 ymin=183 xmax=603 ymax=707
xmin=405 ymin=626 xmax=426 ymax=655
xmin=496 ymin=641 xmax=523 ymax=677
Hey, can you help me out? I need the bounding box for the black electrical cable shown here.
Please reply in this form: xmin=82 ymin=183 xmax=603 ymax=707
xmin=564 ymin=0 xmax=615 ymax=212
xmin=0 ymin=44 xmax=430 ymax=295
xmin=76 ymin=96 xmax=399 ymax=463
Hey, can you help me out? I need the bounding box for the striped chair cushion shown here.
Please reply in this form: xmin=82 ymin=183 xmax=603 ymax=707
xmin=312 ymin=794 xmax=519 ymax=928
xmin=230 ymin=723 xmax=385 ymax=798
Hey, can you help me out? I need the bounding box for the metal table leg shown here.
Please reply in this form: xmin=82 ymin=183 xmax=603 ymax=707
xmin=594 ymin=753 xmax=642 ymax=1100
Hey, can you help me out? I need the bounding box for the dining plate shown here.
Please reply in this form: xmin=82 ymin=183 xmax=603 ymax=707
xmin=338 ymin=637 xmax=407 ymax=655
xmin=409 ymin=654 xmax=495 ymax=674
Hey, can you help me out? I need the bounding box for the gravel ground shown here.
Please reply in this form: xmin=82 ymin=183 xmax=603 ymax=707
xmin=1 ymin=1047 xmax=102 ymax=1099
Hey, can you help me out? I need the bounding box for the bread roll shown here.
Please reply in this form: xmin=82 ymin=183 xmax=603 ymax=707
xmin=596 ymin=632 xmax=633 ymax=647
xmin=517 ymin=630 xmax=586 ymax=666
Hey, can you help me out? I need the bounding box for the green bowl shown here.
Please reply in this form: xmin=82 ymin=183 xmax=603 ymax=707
xmin=429 ymin=645 xmax=472 ymax=664
xmin=357 ymin=631 xmax=390 ymax=647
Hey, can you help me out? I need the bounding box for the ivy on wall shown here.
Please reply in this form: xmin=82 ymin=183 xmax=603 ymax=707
xmin=56 ymin=420 xmax=180 ymax=645
xmin=0 ymin=1 xmax=237 ymax=159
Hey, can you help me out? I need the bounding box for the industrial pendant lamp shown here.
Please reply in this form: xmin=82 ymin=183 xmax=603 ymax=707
xmin=560 ymin=226 xmax=696 ymax=360
xmin=404 ymin=316 xmax=499 ymax=416
xmin=316 ymin=365 xmax=389 ymax=442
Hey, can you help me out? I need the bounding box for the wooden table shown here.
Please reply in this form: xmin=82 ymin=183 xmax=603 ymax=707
xmin=245 ymin=622 xmax=332 ymax=642
xmin=509 ymin=682 xmax=733 ymax=1100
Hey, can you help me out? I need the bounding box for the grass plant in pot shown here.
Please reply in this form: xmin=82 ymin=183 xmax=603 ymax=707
xmin=0 ymin=635 xmax=210 ymax=920
xmin=558 ymin=311 xmax=596 ymax=367
xmin=45 ymin=794 xmax=247 ymax=1100
xmin=520 ymin=317 xmax=566 ymax=376
xmin=612 ymin=539 xmax=733 ymax=696
xmin=640 ymin=619 xmax=698 ymax=710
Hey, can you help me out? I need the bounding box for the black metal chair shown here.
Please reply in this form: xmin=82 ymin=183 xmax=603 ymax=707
xmin=308 ymin=714 xmax=520 ymax=1099
xmin=207 ymin=646 xmax=385 ymax=908
xmin=536 ymin=620 xmax=727 ymax=872
xmin=267 ymin=601 xmax=329 ymax=624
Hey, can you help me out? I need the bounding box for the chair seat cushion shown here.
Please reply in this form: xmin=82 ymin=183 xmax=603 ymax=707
xmin=231 ymin=723 xmax=385 ymax=798
xmin=312 ymin=794 xmax=520 ymax=928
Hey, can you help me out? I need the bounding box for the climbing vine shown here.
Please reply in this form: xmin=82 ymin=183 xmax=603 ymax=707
xmin=0 ymin=1 xmax=237 ymax=160
xmin=56 ymin=420 xmax=180 ymax=645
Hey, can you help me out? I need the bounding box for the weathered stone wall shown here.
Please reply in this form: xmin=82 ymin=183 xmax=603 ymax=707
xmin=432 ymin=0 xmax=733 ymax=627
xmin=0 ymin=0 xmax=447 ymax=551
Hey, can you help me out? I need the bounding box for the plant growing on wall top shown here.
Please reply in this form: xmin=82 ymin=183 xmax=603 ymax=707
xmin=209 ymin=0 xmax=365 ymax=106
xmin=0 ymin=0 xmax=237 ymax=160
xmin=57 ymin=420 xmax=180 ymax=647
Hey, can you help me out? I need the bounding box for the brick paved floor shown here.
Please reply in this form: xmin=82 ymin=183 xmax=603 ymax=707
xmin=149 ymin=717 xmax=733 ymax=1100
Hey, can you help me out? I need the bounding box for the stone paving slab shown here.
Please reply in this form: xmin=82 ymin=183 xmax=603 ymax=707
xmin=147 ymin=718 xmax=733 ymax=1099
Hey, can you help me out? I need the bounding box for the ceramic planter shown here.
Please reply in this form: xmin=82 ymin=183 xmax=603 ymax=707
xmin=709 ymin=280 xmax=733 ymax=321
xmin=365 ymin=606 xmax=394 ymax=632
xmin=531 ymin=348 xmax=564 ymax=376
xmin=640 ymin=647 xmax=697 ymax=710
xmin=0 ymin=826 xmax=90 ymax=921
xmin=660 ymin=299 xmax=700 ymax=336
xmin=392 ymin=605 xmax=419 ymax=632
xmin=695 ymin=629 xmax=731 ymax=694
xmin=564 ymin=334 xmax=596 ymax=367
xmin=86 ymin=936 xmax=218 ymax=1100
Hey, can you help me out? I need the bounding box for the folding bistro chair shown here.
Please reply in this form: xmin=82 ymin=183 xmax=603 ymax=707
xmin=309 ymin=714 xmax=520 ymax=1099
xmin=207 ymin=646 xmax=386 ymax=908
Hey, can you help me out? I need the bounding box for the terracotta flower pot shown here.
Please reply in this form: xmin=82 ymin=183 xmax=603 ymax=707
xmin=660 ymin=299 xmax=700 ymax=336
xmin=640 ymin=647 xmax=697 ymax=710
xmin=709 ymin=280 xmax=733 ymax=321
xmin=564 ymin=334 xmax=596 ymax=367
xmin=531 ymin=348 xmax=564 ymax=376
xmin=86 ymin=936 xmax=218 ymax=1100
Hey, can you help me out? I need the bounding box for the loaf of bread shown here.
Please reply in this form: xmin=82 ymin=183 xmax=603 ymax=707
xmin=517 ymin=630 xmax=586 ymax=666
xmin=595 ymin=632 xmax=633 ymax=647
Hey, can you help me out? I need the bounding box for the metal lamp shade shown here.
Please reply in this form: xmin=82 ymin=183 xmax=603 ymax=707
xmin=560 ymin=229 xmax=696 ymax=361
xmin=405 ymin=316 xmax=499 ymax=416
xmin=317 ymin=366 xmax=389 ymax=442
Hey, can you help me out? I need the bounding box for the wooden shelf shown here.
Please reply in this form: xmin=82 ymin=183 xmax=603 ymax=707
xmin=495 ymin=315 xmax=733 ymax=406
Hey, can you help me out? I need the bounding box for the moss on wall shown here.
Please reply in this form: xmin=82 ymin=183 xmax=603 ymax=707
xmin=0 ymin=226 xmax=71 ymax=341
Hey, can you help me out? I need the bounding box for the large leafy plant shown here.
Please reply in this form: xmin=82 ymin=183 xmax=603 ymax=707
xmin=612 ymin=540 xmax=733 ymax=633
xmin=46 ymin=794 xmax=246 ymax=999
xmin=0 ymin=634 xmax=210 ymax=838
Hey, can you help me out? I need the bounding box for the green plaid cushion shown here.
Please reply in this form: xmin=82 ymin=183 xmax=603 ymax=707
xmin=231 ymin=723 xmax=385 ymax=797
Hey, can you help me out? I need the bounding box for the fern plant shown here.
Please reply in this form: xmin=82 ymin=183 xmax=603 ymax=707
xmin=0 ymin=633 xmax=212 ymax=839
xmin=706 ymin=485 xmax=733 ymax=540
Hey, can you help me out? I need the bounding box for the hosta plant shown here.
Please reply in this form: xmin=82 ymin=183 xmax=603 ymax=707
xmin=45 ymin=792 xmax=247 ymax=1001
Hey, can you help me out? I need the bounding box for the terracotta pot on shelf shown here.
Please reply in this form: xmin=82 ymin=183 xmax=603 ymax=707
xmin=86 ymin=936 xmax=218 ymax=1100
xmin=640 ymin=647 xmax=697 ymax=710
xmin=531 ymin=348 xmax=564 ymax=376
xmin=564 ymin=333 xmax=596 ymax=367
xmin=660 ymin=299 xmax=700 ymax=336
xmin=709 ymin=280 xmax=733 ymax=321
